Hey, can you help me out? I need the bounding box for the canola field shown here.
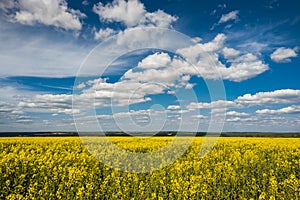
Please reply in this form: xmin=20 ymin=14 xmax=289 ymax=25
xmin=0 ymin=137 xmax=299 ymax=199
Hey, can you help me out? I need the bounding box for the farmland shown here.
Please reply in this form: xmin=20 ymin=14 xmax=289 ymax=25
xmin=0 ymin=137 xmax=299 ymax=199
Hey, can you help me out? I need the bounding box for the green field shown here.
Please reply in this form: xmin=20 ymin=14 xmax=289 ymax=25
xmin=0 ymin=137 xmax=299 ymax=199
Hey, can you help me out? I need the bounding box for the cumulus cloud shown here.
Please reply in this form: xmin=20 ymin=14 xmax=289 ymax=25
xmin=71 ymin=52 xmax=195 ymax=108
xmin=93 ymin=0 xmax=145 ymax=27
xmin=177 ymin=33 xmax=227 ymax=64
xmin=119 ymin=53 xmax=194 ymax=91
xmin=187 ymin=100 xmax=238 ymax=111
xmin=219 ymin=53 xmax=268 ymax=82
xmin=93 ymin=0 xmax=177 ymax=28
xmin=187 ymin=89 xmax=300 ymax=115
xmin=142 ymin=10 xmax=178 ymax=28
xmin=94 ymin=27 xmax=116 ymax=40
xmin=256 ymin=105 xmax=300 ymax=115
xmin=137 ymin=52 xmax=171 ymax=69
xmin=167 ymin=105 xmax=180 ymax=110
xmin=270 ymin=47 xmax=298 ymax=62
xmin=112 ymin=109 xmax=162 ymax=118
xmin=5 ymin=85 xmax=300 ymax=131
xmin=222 ymin=47 xmax=240 ymax=58
xmin=225 ymin=111 xmax=249 ymax=116
xmin=191 ymin=114 xmax=207 ymax=119
xmin=177 ymin=34 xmax=268 ymax=82
xmin=78 ymin=75 xmax=164 ymax=107
xmin=236 ymin=89 xmax=300 ymax=105
xmin=10 ymin=0 xmax=85 ymax=30
xmin=218 ymin=10 xmax=239 ymax=24
xmin=122 ymin=54 xmax=183 ymax=88
xmin=191 ymin=37 xmax=202 ymax=43
xmin=226 ymin=116 xmax=258 ymax=122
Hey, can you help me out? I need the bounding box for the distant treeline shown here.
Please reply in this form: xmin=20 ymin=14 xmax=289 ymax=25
xmin=0 ymin=132 xmax=300 ymax=137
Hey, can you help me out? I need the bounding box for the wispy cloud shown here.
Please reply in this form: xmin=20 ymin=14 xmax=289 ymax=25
xmin=211 ymin=10 xmax=239 ymax=30
xmin=218 ymin=10 xmax=239 ymax=24
xmin=0 ymin=21 xmax=90 ymax=77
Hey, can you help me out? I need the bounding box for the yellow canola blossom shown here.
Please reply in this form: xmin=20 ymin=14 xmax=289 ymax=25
xmin=0 ymin=137 xmax=299 ymax=199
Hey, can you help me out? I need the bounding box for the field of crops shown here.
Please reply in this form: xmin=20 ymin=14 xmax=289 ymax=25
xmin=0 ymin=137 xmax=299 ymax=199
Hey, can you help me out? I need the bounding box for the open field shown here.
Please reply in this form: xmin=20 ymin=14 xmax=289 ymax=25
xmin=0 ymin=137 xmax=299 ymax=199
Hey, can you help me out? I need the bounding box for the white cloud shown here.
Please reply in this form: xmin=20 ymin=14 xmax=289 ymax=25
xmin=187 ymin=89 xmax=300 ymax=116
xmin=96 ymin=115 xmax=113 ymax=120
xmin=187 ymin=100 xmax=238 ymax=111
xmin=226 ymin=116 xmax=257 ymax=122
xmin=137 ymin=52 xmax=171 ymax=69
xmin=191 ymin=37 xmax=202 ymax=43
xmin=94 ymin=27 xmax=116 ymax=40
xmin=177 ymin=33 xmax=226 ymax=64
xmin=177 ymin=34 xmax=268 ymax=82
xmin=0 ymin=1 xmax=91 ymax=77
xmin=79 ymin=76 xmax=164 ymax=107
xmin=93 ymin=0 xmax=177 ymax=28
xmin=119 ymin=53 xmax=195 ymax=91
xmin=93 ymin=0 xmax=145 ymax=27
xmin=222 ymin=47 xmax=240 ymax=58
xmin=113 ymin=109 xmax=152 ymax=118
xmin=123 ymin=58 xmax=182 ymax=88
xmin=201 ymin=33 xmax=227 ymax=52
xmin=18 ymin=94 xmax=79 ymax=115
xmin=191 ymin=114 xmax=207 ymax=119
xmin=1 ymin=1 xmax=177 ymax=78
xmin=75 ymin=83 xmax=86 ymax=89
xmin=218 ymin=53 xmax=268 ymax=82
xmin=218 ymin=10 xmax=239 ymax=24
xmin=115 ymin=27 xmax=169 ymax=48
xmin=72 ymin=52 xmax=194 ymax=108
xmin=13 ymin=0 xmax=85 ymax=30
xmin=143 ymin=10 xmax=178 ymax=28
xmin=3 ymin=84 xmax=300 ymax=132
xmin=270 ymin=47 xmax=298 ymax=62
xmin=167 ymin=90 xmax=175 ymax=95
xmin=225 ymin=111 xmax=249 ymax=116
xmin=0 ymin=101 xmax=26 ymax=122
xmin=16 ymin=119 xmax=33 ymax=123
xmin=0 ymin=87 xmax=39 ymax=127
xmin=236 ymin=89 xmax=300 ymax=105
xmin=167 ymin=105 xmax=180 ymax=110
xmin=256 ymin=105 xmax=300 ymax=115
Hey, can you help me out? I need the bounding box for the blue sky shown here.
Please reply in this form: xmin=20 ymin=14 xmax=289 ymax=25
xmin=0 ymin=0 xmax=299 ymax=132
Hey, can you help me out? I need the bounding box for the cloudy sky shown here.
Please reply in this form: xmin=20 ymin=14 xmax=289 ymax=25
xmin=0 ymin=0 xmax=299 ymax=132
